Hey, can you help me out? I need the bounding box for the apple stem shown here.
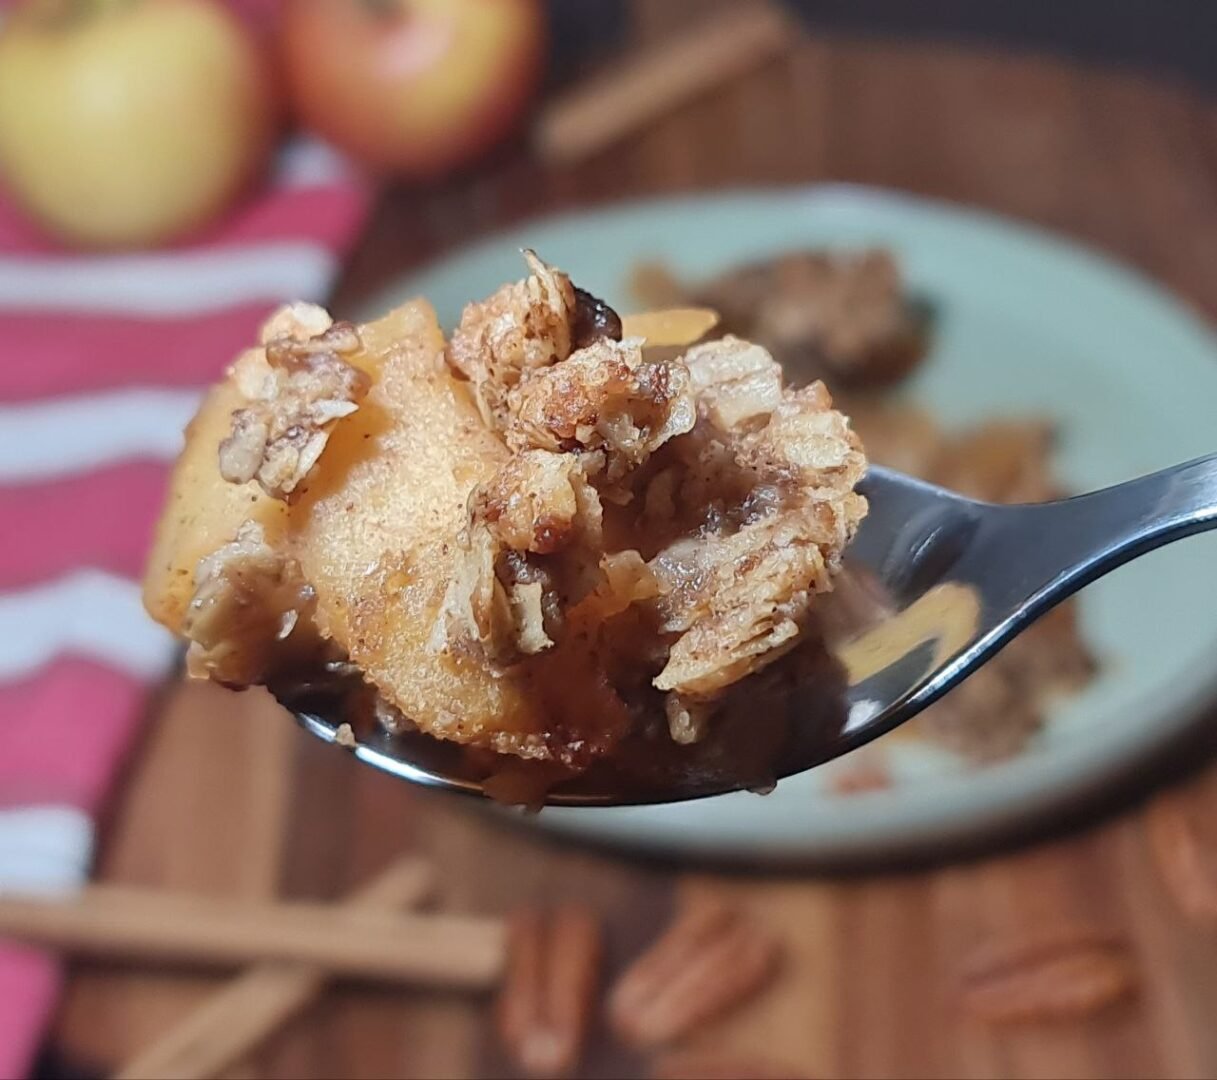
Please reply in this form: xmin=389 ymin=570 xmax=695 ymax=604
xmin=30 ymin=0 xmax=138 ymax=25
xmin=82 ymin=0 xmax=139 ymax=14
xmin=360 ymin=0 xmax=402 ymax=18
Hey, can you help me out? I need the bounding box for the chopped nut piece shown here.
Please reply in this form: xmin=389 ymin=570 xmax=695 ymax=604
xmin=428 ymin=519 xmax=514 ymax=662
xmin=431 ymin=451 xmax=607 ymax=664
xmin=450 ymin=250 xmax=624 ymax=428
xmin=497 ymin=907 xmax=602 ymax=1078
xmin=334 ymin=722 xmax=357 ymax=748
xmin=609 ymin=903 xmax=781 ymax=1049
xmin=257 ymin=301 xmax=334 ymax=345
xmin=960 ymin=926 xmax=1136 ymax=1023
xmin=219 ymin=316 xmax=370 ymax=500
xmin=472 ymin=449 xmax=605 ymax=557
xmin=448 ymin=251 xmax=629 ymax=433
xmin=506 ymin=337 xmax=695 ymax=482
xmin=182 ymin=521 xmax=317 ymax=687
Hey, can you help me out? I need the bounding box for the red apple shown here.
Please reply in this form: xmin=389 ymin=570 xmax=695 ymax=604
xmin=280 ymin=0 xmax=546 ymax=178
xmin=0 ymin=0 xmax=276 ymax=248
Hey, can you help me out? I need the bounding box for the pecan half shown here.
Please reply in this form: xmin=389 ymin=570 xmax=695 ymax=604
xmin=1147 ymin=787 xmax=1217 ymax=922
xmin=960 ymin=926 xmax=1136 ymax=1023
xmin=496 ymin=906 xmax=602 ymax=1078
xmin=609 ymin=903 xmax=781 ymax=1049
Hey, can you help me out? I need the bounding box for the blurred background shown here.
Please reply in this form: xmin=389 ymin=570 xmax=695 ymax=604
xmin=2 ymin=1 xmax=1217 ymax=1078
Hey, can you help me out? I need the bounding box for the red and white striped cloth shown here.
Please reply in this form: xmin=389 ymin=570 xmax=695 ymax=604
xmin=0 ymin=134 xmax=371 ymax=1077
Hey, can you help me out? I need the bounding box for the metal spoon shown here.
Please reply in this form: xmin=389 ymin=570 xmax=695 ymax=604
xmin=286 ymin=453 xmax=1217 ymax=806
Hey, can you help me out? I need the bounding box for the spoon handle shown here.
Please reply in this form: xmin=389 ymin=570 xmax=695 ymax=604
xmin=977 ymin=451 xmax=1217 ymax=619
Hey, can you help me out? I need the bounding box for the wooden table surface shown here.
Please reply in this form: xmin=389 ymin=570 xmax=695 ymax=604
xmin=53 ymin=4 xmax=1217 ymax=1078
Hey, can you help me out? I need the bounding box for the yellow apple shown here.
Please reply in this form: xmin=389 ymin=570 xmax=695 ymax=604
xmin=0 ymin=0 xmax=276 ymax=248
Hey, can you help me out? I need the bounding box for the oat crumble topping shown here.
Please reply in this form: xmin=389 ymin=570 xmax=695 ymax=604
xmin=219 ymin=304 xmax=371 ymax=500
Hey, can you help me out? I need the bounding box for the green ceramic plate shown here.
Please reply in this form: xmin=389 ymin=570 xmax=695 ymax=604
xmin=360 ymin=186 xmax=1217 ymax=862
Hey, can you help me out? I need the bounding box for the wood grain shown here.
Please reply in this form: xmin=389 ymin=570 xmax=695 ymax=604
xmin=53 ymin=10 xmax=1217 ymax=1079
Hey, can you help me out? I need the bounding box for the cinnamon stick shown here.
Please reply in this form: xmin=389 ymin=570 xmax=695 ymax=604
xmin=116 ymin=857 xmax=435 ymax=1080
xmin=0 ymin=881 xmax=503 ymax=988
xmin=534 ymin=3 xmax=794 ymax=164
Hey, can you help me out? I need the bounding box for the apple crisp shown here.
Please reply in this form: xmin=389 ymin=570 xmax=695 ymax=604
xmin=641 ymin=250 xmax=1097 ymax=766
xmin=143 ymin=252 xmax=867 ymax=775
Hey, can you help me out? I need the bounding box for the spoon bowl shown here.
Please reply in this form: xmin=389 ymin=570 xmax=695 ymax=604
xmin=285 ymin=453 xmax=1217 ymax=806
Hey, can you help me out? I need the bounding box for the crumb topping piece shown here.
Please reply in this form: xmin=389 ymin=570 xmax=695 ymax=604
xmin=683 ymin=335 xmax=783 ymax=430
xmin=649 ymin=341 xmax=867 ymax=719
xmin=436 ymin=255 xmax=704 ymax=672
xmin=506 ymin=336 xmax=696 ymax=483
xmin=182 ymin=520 xmax=317 ymax=687
xmin=448 ymin=250 xmax=582 ymax=427
xmin=431 ymin=450 xmax=604 ymax=664
xmin=473 ymin=447 xmax=605 ymax=557
xmin=219 ymin=303 xmax=370 ymax=500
